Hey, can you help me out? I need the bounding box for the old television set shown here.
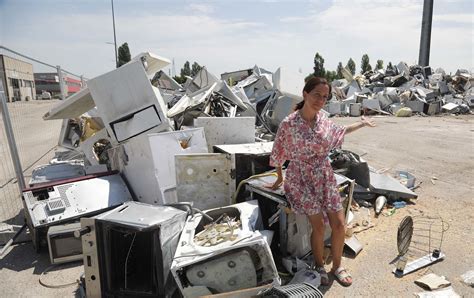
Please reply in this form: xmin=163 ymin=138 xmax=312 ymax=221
xmin=47 ymin=222 xmax=83 ymax=264
xmin=79 ymin=202 xmax=187 ymax=297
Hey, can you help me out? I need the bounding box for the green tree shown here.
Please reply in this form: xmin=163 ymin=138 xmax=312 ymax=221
xmin=324 ymin=70 xmax=337 ymax=82
xmin=346 ymin=58 xmax=356 ymax=75
xmin=173 ymin=61 xmax=203 ymax=84
xmin=191 ymin=62 xmax=202 ymax=77
xmin=313 ymin=52 xmax=326 ymax=77
xmin=173 ymin=75 xmax=186 ymax=84
xmin=117 ymin=42 xmax=131 ymax=67
xmin=336 ymin=62 xmax=344 ymax=79
xmin=180 ymin=61 xmax=191 ymax=78
xmin=361 ymin=54 xmax=372 ymax=73
xmin=376 ymin=59 xmax=384 ymax=70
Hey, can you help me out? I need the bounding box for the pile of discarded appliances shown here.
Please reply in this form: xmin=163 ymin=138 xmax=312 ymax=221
xmin=327 ymin=62 xmax=473 ymax=117
xmin=22 ymin=52 xmax=417 ymax=297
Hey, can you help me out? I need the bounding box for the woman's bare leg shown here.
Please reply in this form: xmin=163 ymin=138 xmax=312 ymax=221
xmin=307 ymin=213 xmax=325 ymax=267
xmin=327 ymin=210 xmax=352 ymax=285
xmin=326 ymin=210 xmax=346 ymax=270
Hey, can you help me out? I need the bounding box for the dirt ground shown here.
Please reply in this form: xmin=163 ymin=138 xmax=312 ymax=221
xmin=328 ymin=114 xmax=473 ymax=297
xmin=0 ymin=114 xmax=472 ymax=297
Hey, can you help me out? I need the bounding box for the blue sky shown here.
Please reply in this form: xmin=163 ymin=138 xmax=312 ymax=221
xmin=1 ymin=0 xmax=472 ymax=79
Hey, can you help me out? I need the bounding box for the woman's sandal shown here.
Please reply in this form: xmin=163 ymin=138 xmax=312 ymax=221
xmin=313 ymin=266 xmax=329 ymax=286
xmin=332 ymin=267 xmax=353 ymax=287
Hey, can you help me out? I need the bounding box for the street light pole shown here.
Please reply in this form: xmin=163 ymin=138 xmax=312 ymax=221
xmin=111 ymin=0 xmax=118 ymax=68
xmin=418 ymin=0 xmax=434 ymax=66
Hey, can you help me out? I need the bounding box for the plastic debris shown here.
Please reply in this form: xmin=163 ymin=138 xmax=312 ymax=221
xmin=460 ymin=270 xmax=474 ymax=287
xmin=392 ymin=201 xmax=407 ymax=209
xmin=415 ymin=286 xmax=460 ymax=298
xmin=375 ymin=195 xmax=387 ymax=215
xmin=395 ymin=107 xmax=413 ymax=117
xmin=396 ymin=171 xmax=416 ymax=188
xmin=289 ymin=268 xmax=321 ymax=289
xmin=383 ymin=208 xmax=396 ymax=216
xmin=415 ymin=273 xmax=451 ymax=290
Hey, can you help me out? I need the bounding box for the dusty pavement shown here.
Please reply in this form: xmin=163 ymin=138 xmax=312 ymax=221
xmin=327 ymin=114 xmax=473 ymax=297
xmin=0 ymin=114 xmax=472 ymax=297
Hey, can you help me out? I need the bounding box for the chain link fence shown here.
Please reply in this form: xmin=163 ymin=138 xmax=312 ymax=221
xmin=0 ymin=47 xmax=84 ymax=245
xmin=0 ymin=99 xmax=63 ymax=241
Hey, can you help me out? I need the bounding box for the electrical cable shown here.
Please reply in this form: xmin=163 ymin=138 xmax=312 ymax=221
xmin=124 ymin=232 xmax=137 ymax=290
xmin=38 ymin=264 xmax=80 ymax=289
xmin=232 ymin=172 xmax=278 ymax=204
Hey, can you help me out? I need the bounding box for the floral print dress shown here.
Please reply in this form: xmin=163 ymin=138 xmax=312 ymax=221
xmin=270 ymin=110 xmax=346 ymax=215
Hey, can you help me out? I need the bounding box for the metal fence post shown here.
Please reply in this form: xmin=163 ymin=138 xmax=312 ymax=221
xmin=56 ymin=65 xmax=66 ymax=100
xmin=0 ymin=81 xmax=26 ymax=192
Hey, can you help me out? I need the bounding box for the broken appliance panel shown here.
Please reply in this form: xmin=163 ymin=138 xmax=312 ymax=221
xmin=369 ymin=170 xmax=418 ymax=200
xmin=23 ymin=173 xmax=132 ymax=229
xmin=171 ymin=201 xmax=280 ymax=295
xmin=175 ymin=240 xmax=279 ymax=295
xmin=108 ymin=128 xmax=208 ymax=205
xmin=185 ymin=67 xmax=220 ymax=94
xmin=43 ymin=87 xmax=95 ymax=121
xmin=23 ymin=172 xmax=133 ymax=250
xmin=29 ymin=163 xmax=85 ymax=187
xmin=78 ymin=128 xmax=111 ymax=166
xmin=272 ymin=67 xmax=305 ymax=99
xmin=195 ymin=117 xmax=256 ymax=152
xmin=80 ymin=202 xmax=187 ymax=298
xmin=175 ymin=153 xmax=233 ymax=210
xmin=185 ymin=248 xmax=258 ymax=293
xmin=213 ymin=142 xmax=274 ymax=201
xmin=87 ymin=58 xmax=170 ymax=144
xmin=128 ymin=52 xmax=172 ymax=77
xmin=58 ymin=118 xmax=82 ymax=149
xmin=167 ymin=83 xmax=218 ymax=118
xmin=262 ymin=94 xmax=301 ymax=132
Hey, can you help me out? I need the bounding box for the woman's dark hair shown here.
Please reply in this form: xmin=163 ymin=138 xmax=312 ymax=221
xmin=294 ymin=76 xmax=332 ymax=110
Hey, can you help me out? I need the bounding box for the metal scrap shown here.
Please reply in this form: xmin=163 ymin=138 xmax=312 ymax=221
xmin=327 ymin=63 xmax=473 ymax=117
xmin=194 ymin=213 xmax=242 ymax=246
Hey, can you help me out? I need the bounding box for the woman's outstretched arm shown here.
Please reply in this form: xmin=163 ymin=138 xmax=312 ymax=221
xmin=345 ymin=116 xmax=376 ymax=134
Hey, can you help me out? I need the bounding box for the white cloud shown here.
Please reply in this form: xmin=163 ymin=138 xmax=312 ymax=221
xmin=2 ymin=1 xmax=472 ymax=78
xmin=279 ymin=16 xmax=312 ymax=23
xmin=187 ymin=3 xmax=215 ymax=15
xmin=281 ymin=0 xmax=473 ymax=73
xmin=434 ymin=13 xmax=472 ymax=24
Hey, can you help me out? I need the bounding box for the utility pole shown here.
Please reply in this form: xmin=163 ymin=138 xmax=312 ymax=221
xmin=111 ymin=0 xmax=118 ymax=68
xmin=418 ymin=0 xmax=434 ymax=66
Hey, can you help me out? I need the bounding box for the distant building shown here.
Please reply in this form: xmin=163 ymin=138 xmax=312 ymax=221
xmin=0 ymin=54 xmax=36 ymax=102
xmin=34 ymin=73 xmax=82 ymax=98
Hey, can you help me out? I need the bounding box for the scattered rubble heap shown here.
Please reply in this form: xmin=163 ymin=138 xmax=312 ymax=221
xmin=328 ymin=62 xmax=473 ymax=116
xmin=20 ymin=51 xmax=469 ymax=297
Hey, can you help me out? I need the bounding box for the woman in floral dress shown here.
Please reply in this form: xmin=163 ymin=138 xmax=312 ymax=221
xmin=269 ymin=76 xmax=375 ymax=287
